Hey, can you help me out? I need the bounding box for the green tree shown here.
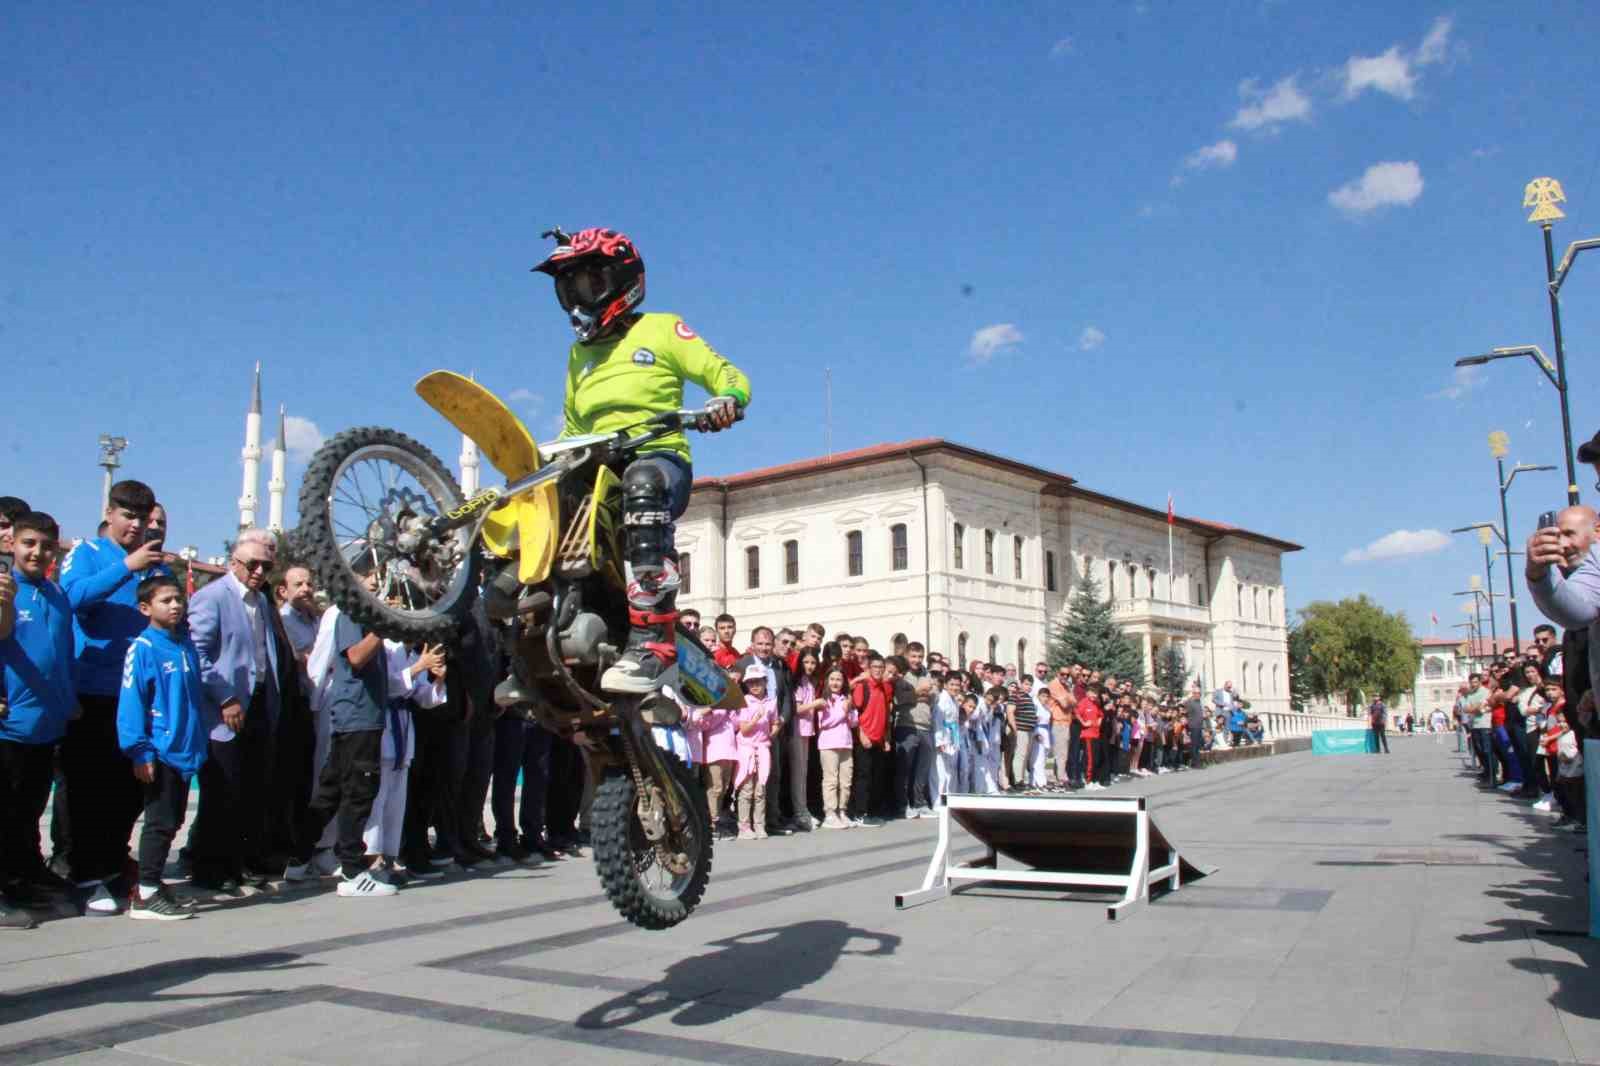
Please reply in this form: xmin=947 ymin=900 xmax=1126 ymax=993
xmin=1286 ymin=619 xmax=1317 ymax=713
xmin=1047 ymin=573 xmax=1146 ymax=686
xmin=1296 ymin=595 xmax=1420 ymax=714
xmin=1153 ymin=643 xmax=1189 ymax=701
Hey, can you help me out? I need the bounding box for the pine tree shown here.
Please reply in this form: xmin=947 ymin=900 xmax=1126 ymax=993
xmin=1047 ymin=573 xmax=1147 ymax=686
xmin=1153 ymin=643 xmax=1188 ymax=701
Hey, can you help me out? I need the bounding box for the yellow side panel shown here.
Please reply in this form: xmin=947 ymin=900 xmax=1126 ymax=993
xmin=516 ymin=482 xmax=560 ymax=584
xmin=588 ymin=466 xmax=625 ymax=588
xmin=415 ymin=371 xmax=542 ymax=480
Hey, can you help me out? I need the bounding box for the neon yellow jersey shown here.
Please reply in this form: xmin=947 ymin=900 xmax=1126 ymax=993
xmin=560 ymin=312 xmax=751 ymax=465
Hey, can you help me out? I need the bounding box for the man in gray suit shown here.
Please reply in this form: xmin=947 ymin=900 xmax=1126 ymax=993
xmin=187 ymin=529 xmax=304 ymax=889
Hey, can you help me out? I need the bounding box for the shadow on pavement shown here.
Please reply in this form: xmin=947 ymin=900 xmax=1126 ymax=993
xmin=575 ymin=919 xmax=900 ymax=1031
xmin=0 ymin=950 xmax=315 ymax=1026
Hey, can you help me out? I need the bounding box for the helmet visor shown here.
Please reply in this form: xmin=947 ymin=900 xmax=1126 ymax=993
xmin=554 ymin=265 xmax=611 ymax=311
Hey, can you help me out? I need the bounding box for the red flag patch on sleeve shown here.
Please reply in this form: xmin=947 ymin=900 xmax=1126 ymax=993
xmin=674 ymin=320 xmax=698 ymax=340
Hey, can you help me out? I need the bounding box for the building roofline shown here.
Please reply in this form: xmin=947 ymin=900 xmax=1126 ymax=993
xmin=692 ymin=438 xmax=1300 ymax=552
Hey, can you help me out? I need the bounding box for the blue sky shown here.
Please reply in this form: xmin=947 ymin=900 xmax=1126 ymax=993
xmin=5 ymin=3 xmax=1600 ymax=643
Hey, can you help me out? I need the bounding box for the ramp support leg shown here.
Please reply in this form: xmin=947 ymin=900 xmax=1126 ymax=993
xmin=895 ymin=801 xmax=952 ymax=909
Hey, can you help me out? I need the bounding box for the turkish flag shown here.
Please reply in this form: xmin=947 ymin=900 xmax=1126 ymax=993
xmin=1167 ymin=494 xmax=1175 ymax=525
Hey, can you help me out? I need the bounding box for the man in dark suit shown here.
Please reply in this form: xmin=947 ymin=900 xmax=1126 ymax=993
xmin=187 ymin=529 xmax=308 ymax=889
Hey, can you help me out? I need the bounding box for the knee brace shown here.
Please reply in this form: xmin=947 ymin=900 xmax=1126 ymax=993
xmin=621 ymin=462 xmax=679 ymax=608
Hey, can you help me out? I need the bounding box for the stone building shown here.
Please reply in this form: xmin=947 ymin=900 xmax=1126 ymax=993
xmin=675 ymin=439 xmax=1301 ymax=715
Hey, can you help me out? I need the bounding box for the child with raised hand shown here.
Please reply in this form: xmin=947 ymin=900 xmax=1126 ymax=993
xmin=117 ymin=575 xmax=209 ymax=921
xmin=815 ymin=666 xmax=856 ymax=828
xmin=733 ymin=664 xmax=779 ymax=840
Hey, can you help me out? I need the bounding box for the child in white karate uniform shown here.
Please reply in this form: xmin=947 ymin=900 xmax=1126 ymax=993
xmin=362 ymin=640 xmax=447 ymax=878
xmin=930 ymin=674 xmax=963 ymax=809
xmin=977 ymin=685 xmax=1006 ymax=794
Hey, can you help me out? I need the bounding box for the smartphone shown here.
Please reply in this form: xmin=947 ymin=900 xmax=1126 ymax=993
xmin=0 ymin=551 xmax=10 ymax=575
xmin=143 ymin=526 xmax=164 ymax=545
xmin=1539 ymin=510 xmax=1558 ymax=531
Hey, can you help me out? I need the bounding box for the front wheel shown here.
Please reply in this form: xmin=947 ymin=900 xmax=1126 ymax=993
xmin=592 ymin=748 xmax=712 ymax=930
xmin=296 ymin=426 xmax=481 ymax=644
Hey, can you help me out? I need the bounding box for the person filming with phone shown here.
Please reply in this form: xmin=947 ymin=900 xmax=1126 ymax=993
xmin=1526 ymin=503 xmax=1600 ymax=737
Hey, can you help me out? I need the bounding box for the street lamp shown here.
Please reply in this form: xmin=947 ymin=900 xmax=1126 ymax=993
xmin=1485 ymin=431 xmax=1556 ymax=654
xmin=1449 ymin=523 xmax=1501 ymax=652
xmin=96 ymin=434 xmax=128 ymax=515
xmin=1524 ymin=177 xmax=1584 ymax=504
xmin=1456 ymin=345 xmax=1576 ymax=505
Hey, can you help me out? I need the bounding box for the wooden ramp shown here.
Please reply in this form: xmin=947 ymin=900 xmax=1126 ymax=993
xmin=896 ymin=793 xmax=1213 ymax=921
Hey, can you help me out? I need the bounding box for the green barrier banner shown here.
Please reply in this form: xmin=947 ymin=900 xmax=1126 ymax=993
xmin=1312 ymin=729 xmax=1376 ymax=755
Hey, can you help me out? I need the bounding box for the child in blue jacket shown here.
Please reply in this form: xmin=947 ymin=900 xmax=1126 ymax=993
xmin=117 ymin=575 xmax=210 ymax=921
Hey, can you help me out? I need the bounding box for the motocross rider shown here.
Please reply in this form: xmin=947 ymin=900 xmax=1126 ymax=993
xmin=532 ymin=227 xmax=750 ymax=694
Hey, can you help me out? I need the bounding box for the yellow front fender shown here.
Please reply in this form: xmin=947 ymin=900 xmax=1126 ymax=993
xmin=415 ymin=371 xmax=541 ymax=479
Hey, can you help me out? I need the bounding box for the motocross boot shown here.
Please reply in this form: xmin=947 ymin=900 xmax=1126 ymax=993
xmin=601 ymin=460 xmax=681 ymax=694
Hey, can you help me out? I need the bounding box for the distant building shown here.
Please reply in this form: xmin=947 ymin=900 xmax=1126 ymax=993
xmin=676 ymin=439 xmax=1302 ymax=715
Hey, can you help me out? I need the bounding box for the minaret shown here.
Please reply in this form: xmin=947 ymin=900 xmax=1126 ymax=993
xmin=459 ymin=370 xmax=480 ymax=495
xmin=238 ymin=362 xmax=262 ymax=530
xmin=267 ymin=404 xmax=287 ymax=533
xmin=460 ymin=433 xmax=479 ymax=496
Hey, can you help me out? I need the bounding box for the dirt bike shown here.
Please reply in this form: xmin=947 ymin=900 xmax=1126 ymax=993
xmin=295 ymin=370 xmax=743 ymax=929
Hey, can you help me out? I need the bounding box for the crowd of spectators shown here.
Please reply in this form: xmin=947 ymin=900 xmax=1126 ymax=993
xmin=0 ymin=482 xmax=1267 ymax=929
xmin=669 ymin=612 xmax=1259 ymax=838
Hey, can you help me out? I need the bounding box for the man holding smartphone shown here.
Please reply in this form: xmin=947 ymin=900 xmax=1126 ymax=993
xmin=59 ymin=480 xmax=169 ymax=915
xmin=1526 ymin=500 xmax=1600 ymax=737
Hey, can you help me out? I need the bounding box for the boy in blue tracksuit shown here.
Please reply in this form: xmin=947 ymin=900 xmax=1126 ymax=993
xmin=60 ymin=478 xmax=169 ymax=910
xmin=117 ymin=575 xmax=210 ymax=921
xmin=0 ymin=511 xmax=77 ymax=929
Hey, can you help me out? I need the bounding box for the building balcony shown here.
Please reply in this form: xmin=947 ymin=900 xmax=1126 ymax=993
xmin=1110 ymin=597 xmax=1212 ymax=628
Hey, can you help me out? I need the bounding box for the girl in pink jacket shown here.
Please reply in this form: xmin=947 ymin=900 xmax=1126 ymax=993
xmin=699 ymin=688 xmax=741 ymax=838
xmin=815 ymin=665 xmax=858 ymax=829
xmin=734 ymin=664 xmax=779 ymax=840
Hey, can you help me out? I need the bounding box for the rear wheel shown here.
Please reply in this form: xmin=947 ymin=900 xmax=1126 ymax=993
xmin=296 ymin=426 xmax=480 ymax=644
xmin=591 ymin=743 xmax=712 ymax=930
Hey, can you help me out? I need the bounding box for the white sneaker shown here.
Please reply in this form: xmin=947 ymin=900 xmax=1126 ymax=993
xmin=85 ymin=882 xmax=121 ymax=916
xmin=311 ymin=849 xmax=340 ymax=876
xmin=1086 ymin=782 xmax=1105 ymax=791
xmin=336 ymin=870 xmax=398 ymax=898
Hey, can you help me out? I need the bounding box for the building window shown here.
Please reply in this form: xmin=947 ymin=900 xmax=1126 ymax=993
xmin=784 ymin=540 xmax=800 ymax=585
xmin=1107 ymin=560 xmax=1117 ymax=602
xmin=1237 ymin=582 xmax=1244 ymax=616
xmin=1253 ymin=587 xmax=1261 ymax=619
xmin=1046 ymin=551 xmax=1057 ymax=592
xmin=845 ymin=530 xmax=863 ymax=577
xmin=1257 ymin=662 xmax=1265 ymax=694
xmin=891 ymin=524 xmax=908 ymax=571
xmin=1196 ymin=581 xmax=1205 ymax=606
xmin=680 ymin=552 xmax=692 ymax=595
xmin=987 ymin=635 xmax=999 ymax=663
xmin=1267 ymin=588 xmax=1275 ymax=622
xmin=984 ymin=530 xmax=995 ymax=575
xmin=1017 ymin=638 xmax=1027 ymax=674
xmin=957 ymin=632 xmax=969 ymax=664
xmin=746 ymin=546 xmax=760 ymax=589
xmin=1013 ymin=537 xmax=1023 ymax=580
xmin=1128 ymin=562 xmax=1138 ymax=598
xmin=1240 ymin=661 xmax=1249 ymax=695
xmin=1272 ymin=663 xmax=1280 ymax=695
xmin=953 ymin=523 xmax=965 ymax=569
xmin=1148 ymin=567 xmax=1158 ymax=600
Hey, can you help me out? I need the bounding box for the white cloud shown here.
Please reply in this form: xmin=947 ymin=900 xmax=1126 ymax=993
xmin=1342 ymin=16 xmax=1453 ymax=101
xmin=1049 ymin=36 xmax=1074 ymax=58
xmin=1077 ymin=326 xmax=1106 ymax=351
xmin=1227 ymin=75 xmax=1312 ymax=132
xmin=276 ymin=415 xmax=325 ymax=463
xmin=1342 ymin=528 xmax=1451 ymax=564
xmin=968 ymin=323 xmax=1023 ymax=365
xmin=1184 ymin=139 xmax=1238 ymax=171
xmin=1329 ymin=161 xmax=1423 ymax=215
xmin=1426 ymin=363 xmax=1483 ymax=401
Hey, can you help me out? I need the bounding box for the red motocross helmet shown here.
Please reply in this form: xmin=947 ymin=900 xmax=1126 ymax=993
xmin=532 ymin=227 xmax=645 ymax=343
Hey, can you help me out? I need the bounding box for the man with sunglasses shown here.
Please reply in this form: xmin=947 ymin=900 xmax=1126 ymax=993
xmin=187 ymin=528 xmax=305 ymax=891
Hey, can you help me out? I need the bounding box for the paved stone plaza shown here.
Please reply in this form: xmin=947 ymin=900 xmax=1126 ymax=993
xmin=3 ymin=737 xmax=1598 ymax=1065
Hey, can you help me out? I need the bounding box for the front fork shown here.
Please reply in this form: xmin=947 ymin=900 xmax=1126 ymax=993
xmin=613 ymin=695 xmax=690 ymax=842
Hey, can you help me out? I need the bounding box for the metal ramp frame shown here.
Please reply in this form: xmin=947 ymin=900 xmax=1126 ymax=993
xmin=895 ymin=793 xmax=1212 ymax=921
